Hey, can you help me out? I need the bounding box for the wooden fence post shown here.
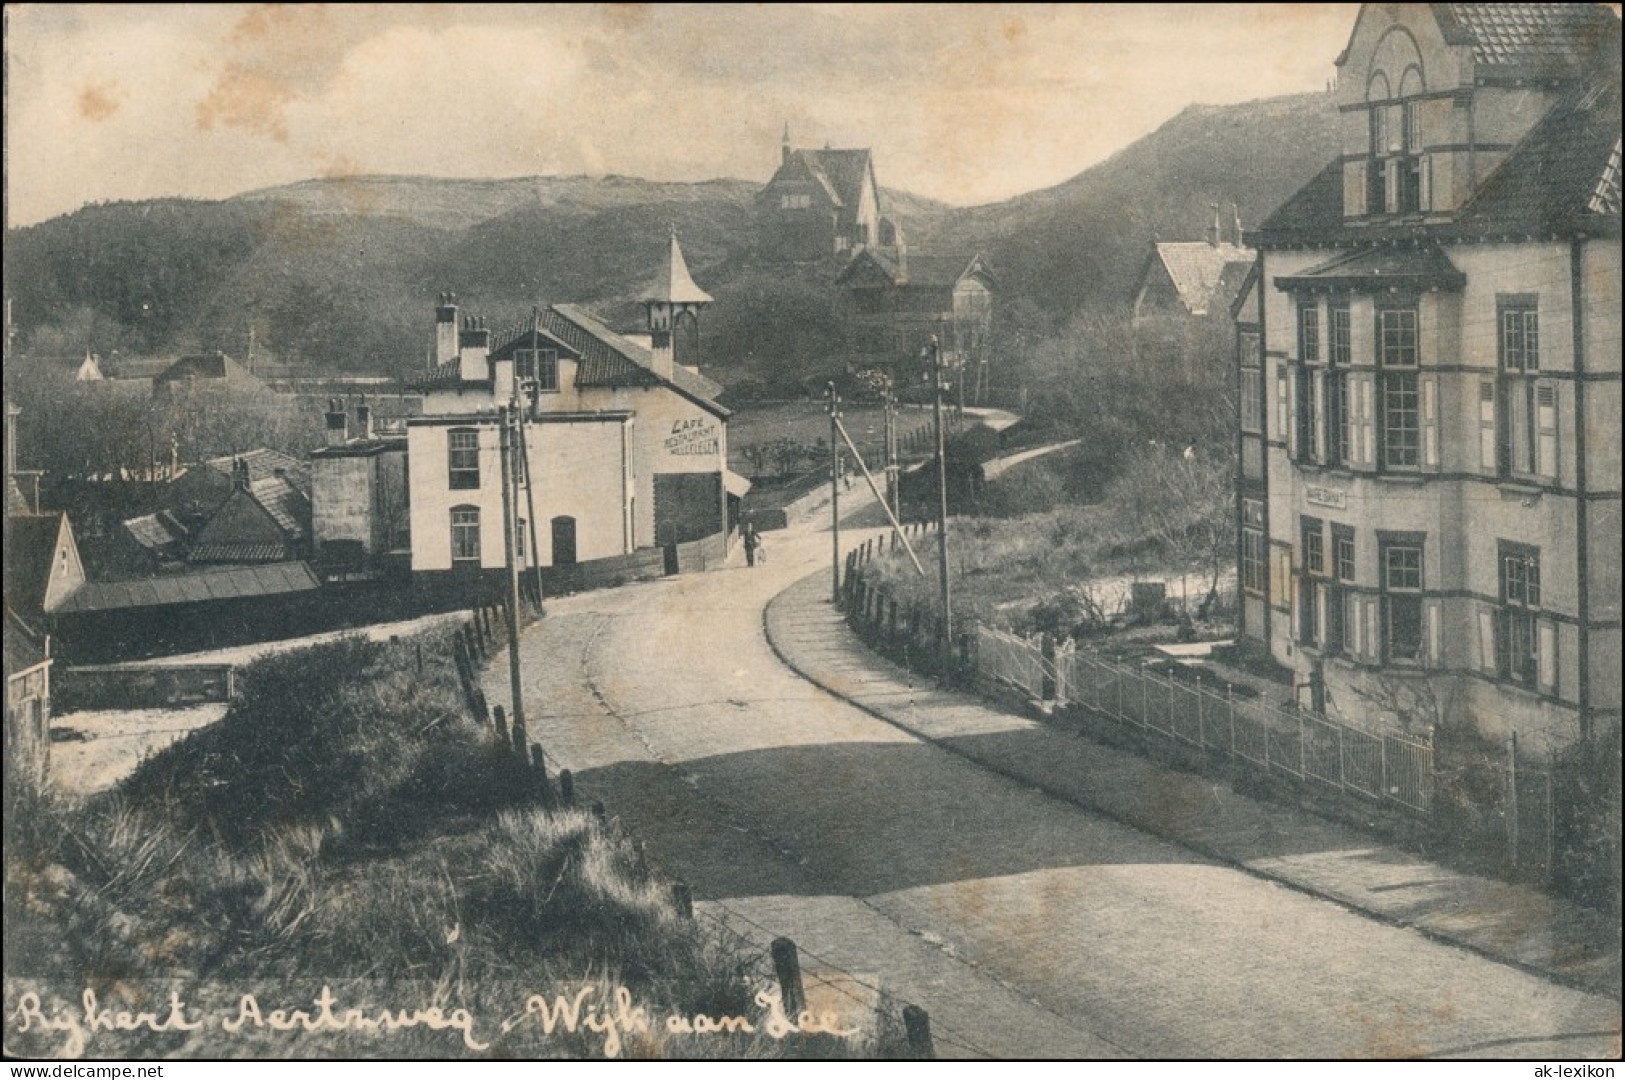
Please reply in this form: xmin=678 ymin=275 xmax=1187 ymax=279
xmin=1041 ymin=633 xmax=1056 ymax=702
xmin=530 ymin=743 xmax=557 ymax=809
xmin=558 ymin=768 xmax=575 ymax=807
xmin=769 ymin=938 xmax=806 ymax=1017
xmin=591 ymin=799 xmax=607 ymax=824
xmin=902 ymin=1004 xmax=935 ymax=1060
xmin=672 ymin=881 xmax=693 ymax=919
xmin=492 ymin=704 xmax=509 ymax=747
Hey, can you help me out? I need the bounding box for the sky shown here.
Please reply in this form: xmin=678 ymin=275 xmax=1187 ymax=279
xmin=4 ymin=3 xmax=1358 ymax=227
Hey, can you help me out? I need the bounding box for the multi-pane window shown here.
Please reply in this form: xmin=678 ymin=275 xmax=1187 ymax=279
xmin=1379 ymin=307 xmax=1420 ymax=469
xmin=1381 ymin=541 xmax=1424 ymax=662
xmin=1329 ymin=302 xmax=1351 ymax=466
xmin=517 ymin=348 xmax=560 ymax=393
xmin=1239 ymin=332 xmax=1263 ymax=434
xmin=1332 ymin=526 xmax=1356 ymax=656
xmin=780 ymin=193 xmax=811 ymax=210
xmin=450 ymin=506 xmax=481 ymax=564
xmin=1241 ymin=499 xmax=1265 ymax=595
xmin=1296 ymin=300 xmax=1321 ymax=460
xmin=1497 ymin=298 xmax=1553 ymax=479
xmin=1299 ymin=517 xmax=1325 ymax=646
xmin=1498 ymin=543 xmax=1542 ymax=688
xmin=448 ymin=428 xmax=480 ymax=490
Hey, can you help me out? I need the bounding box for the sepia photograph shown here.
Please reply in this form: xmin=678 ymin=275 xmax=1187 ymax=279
xmin=3 ymin=2 xmax=1621 ymax=1063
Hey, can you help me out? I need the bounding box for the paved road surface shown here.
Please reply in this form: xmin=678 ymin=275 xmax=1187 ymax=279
xmin=483 ymin=525 xmax=1621 ymax=1059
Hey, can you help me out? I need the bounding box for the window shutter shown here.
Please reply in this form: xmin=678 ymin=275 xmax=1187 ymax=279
xmin=1350 ymin=372 xmax=1377 ymax=468
xmin=1285 ymin=366 xmax=1299 ymax=459
xmin=1421 ymin=375 xmax=1439 ymax=468
xmin=1351 ymin=599 xmax=1366 ymax=662
xmin=1275 ymin=367 xmax=1290 ymax=443
xmin=1384 ymin=160 xmax=1399 ymax=213
xmin=1535 ymin=381 xmax=1558 ymax=481
xmin=1537 ymin=620 xmax=1557 ymax=693
xmin=1419 ymin=154 xmax=1432 ymax=211
xmin=1365 ymin=598 xmax=1381 ymax=661
xmin=1477 ymin=606 xmax=1498 ymax=673
xmin=1316 ymin=582 xmax=1329 ymax=645
xmin=1425 ymin=599 xmax=1442 ymax=667
xmin=1478 ymin=380 xmax=1498 ymax=472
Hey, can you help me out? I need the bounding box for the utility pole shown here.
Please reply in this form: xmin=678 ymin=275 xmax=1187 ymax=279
xmin=499 ymin=404 xmax=525 ymax=730
xmin=883 ymin=376 xmax=899 ymax=519
xmin=514 ymin=395 xmax=545 ymax=613
xmin=930 ymin=336 xmax=953 ymax=665
xmin=827 ymin=381 xmax=841 ymax=605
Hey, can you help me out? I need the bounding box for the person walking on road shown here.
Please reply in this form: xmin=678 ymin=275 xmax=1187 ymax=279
xmin=742 ymin=521 xmax=760 ymax=567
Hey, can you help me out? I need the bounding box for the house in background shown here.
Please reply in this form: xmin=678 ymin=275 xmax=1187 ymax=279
xmin=403 ymin=233 xmax=741 ymax=589
xmin=1133 ymin=208 xmax=1255 ymax=380
xmin=186 ymin=458 xmax=311 ymax=565
xmin=152 ymin=352 xmax=272 ymax=399
xmin=1238 ymin=2 xmax=1621 ymax=756
xmin=758 ymin=129 xmax=904 ymax=263
xmin=837 ymin=250 xmax=996 ymax=392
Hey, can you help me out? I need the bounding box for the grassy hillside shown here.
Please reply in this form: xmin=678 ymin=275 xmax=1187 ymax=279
xmin=917 ymin=92 xmax=1341 ymax=321
xmin=4 ymin=92 xmax=1337 ymax=379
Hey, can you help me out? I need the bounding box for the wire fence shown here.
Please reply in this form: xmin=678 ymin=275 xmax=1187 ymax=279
xmin=976 ymin=625 xmax=1434 ymax=815
xmin=842 ymin=539 xmax=1435 ymax=818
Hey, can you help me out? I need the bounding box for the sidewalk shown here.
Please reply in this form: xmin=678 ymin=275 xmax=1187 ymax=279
xmin=765 ymin=571 xmax=1622 ymax=1001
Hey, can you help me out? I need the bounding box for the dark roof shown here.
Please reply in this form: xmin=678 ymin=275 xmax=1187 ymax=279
xmin=1275 ymin=245 xmax=1468 ymax=292
xmin=123 ymin=511 xmax=189 ymax=554
xmin=153 ymin=352 xmax=264 ymax=387
xmin=188 ymin=541 xmax=301 ymax=564
xmin=246 ymin=477 xmax=309 ymax=538
xmin=4 ymin=607 xmax=49 ymax=677
xmin=204 ymin=449 xmax=310 ymax=493
xmin=1433 ymin=4 xmax=1619 ymax=72
xmin=5 ymin=514 xmax=66 ymax=619
xmin=54 ymin=561 xmax=319 ymax=615
xmin=643 ymin=231 xmax=714 ymax=305
xmin=838 ymin=250 xmax=995 ymax=291
xmin=6 ymin=475 xmax=33 ymax=517
xmin=1455 ymin=80 xmax=1622 ymax=235
xmin=1254 ymin=81 xmax=1620 ymax=246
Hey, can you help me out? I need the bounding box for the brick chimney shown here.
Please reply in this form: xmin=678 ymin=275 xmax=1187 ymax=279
xmin=232 ymin=456 xmax=250 ymax=491
xmin=324 ymin=397 xmax=349 ymax=447
xmin=1206 ymin=203 xmax=1221 ymax=247
xmin=458 ymin=315 xmax=491 ymax=384
xmin=355 ymin=398 xmax=373 ymax=441
xmin=435 ymin=292 xmax=459 ymax=366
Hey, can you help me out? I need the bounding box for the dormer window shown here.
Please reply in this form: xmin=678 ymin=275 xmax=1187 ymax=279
xmin=515 ymin=348 xmax=559 ymax=393
xmin=1364 ymin=66 xmax=1428 ymax=216
xmin=780 ymin=193 xmax=811 ymax=210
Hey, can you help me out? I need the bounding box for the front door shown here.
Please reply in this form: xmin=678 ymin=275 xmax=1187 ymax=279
xmin=550 ymin=516 xmax=577 ymax=566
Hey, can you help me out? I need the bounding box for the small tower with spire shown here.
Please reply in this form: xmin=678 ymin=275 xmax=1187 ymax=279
xmin=643 ymin=228 xmax=713 ymax=376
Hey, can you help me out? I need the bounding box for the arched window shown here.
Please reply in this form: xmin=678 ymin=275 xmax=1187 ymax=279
xmin=448 ymin=428 xmax=480 ymax=490
xmin=450 ymin=505 xmax=481 ymax=565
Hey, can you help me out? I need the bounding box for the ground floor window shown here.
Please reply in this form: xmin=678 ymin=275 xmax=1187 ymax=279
xmin=1381 ymin=539 xmax=1423 ymax=662
xmin=1241 ymin=498 xmax=1265 ymax=595
xmin=1498 ymin=543 xmax=1542 ymax=689
xmin=451 ymin=505 xmax=481 ymax=565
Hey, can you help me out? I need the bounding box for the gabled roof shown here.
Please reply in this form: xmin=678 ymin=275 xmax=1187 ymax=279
xmin=643 ymin=231 xmax=714 ymax=306
xmin=246 ymin=476 xmax=309 ymax=538
xmin=153 ymin=352 xmax=259 ymax=384
xmin=549 ymin=305 xmax=728 ymax=412
xmin=123 ymin=511 xmax=189 ymax=555
xmin=4 ymin=513 xmax=73 ymax=618
xmin=837 ymin=249 xmax=995 ymax=291
xmin=764 ymin=147 xmax=878 ymax=226
xmin=204 ymin=448 xmax=310 ymax=494
xmin=1143 ymin=241 xmax=1256 ymax=316
xmin=54 ymin=561 xmax=320 ymax=615
xmin=1275 ymin=245 xmax=1468 ymax=292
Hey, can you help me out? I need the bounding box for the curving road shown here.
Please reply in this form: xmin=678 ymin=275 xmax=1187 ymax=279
xmin=483 ymin=523 xmax=1621 ymax=1059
